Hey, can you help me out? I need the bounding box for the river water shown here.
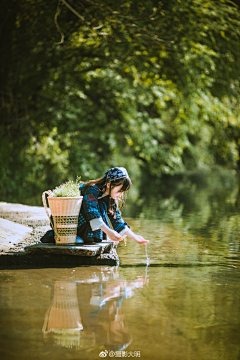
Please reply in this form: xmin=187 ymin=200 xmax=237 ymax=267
xmin=0 ymin=171 xmax=240 ymax=360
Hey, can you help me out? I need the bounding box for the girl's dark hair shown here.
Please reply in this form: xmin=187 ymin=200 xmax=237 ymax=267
xmin=83 ymin=176 xmax=132 ymax=216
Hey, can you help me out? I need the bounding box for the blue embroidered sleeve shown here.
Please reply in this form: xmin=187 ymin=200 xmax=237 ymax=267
xmin=82 ymin=186 xmax=102 ymax=221
xmin=108 ymin=207 xmax=130 ymax=233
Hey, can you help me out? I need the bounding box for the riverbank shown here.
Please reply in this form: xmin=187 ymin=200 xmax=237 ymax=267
xmin=0 ymin=202 xmax=120 ymax=268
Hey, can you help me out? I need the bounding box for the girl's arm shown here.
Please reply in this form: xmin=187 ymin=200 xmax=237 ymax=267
xmin=99 ymin=223 xmax=149 ymax=244
xmin=107 ymin=207 xmax=149 ymax=244
xmin=99 ymin=223 xmax=122 ymax=242
xmin=124 ymin=228 xmax=149 ymax=244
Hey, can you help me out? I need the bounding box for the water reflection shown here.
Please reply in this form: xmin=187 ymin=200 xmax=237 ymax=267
xmin=125 ymin=170 xmax=240 ymax=225
xmin=0 ymin=171 xmax=240 ymax=359
xmin=121 ymin=170 xmax=240 ymax=267
xmin=0 ymin=264 xmax=239 ymax=359
xmin=42 ymin=281 xmax=83 ymax=348
xmin=42 ymin=267 xmax=148 ymax=351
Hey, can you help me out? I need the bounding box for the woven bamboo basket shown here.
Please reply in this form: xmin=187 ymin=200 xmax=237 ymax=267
xmin=42 ymin=281 xmax=83 ymax=348
xmin=42 ymin=192 xmax=83 ymax=244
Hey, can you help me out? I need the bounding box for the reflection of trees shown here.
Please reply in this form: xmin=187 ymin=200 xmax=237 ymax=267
xmin=42 ymin=267 xmax=148 ymax=350
xmin=124 ymin=171 xmax=240 ymax=254
xmin=126 ymin=171 xmax=239 ymax=220
xmin=121 ymin=171 xmax=240 ymax=265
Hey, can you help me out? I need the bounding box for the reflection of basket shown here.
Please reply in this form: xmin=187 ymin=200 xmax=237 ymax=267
xmin=42 ymin=192 xmax=83 ymax=244
xmin=42 ymin=281 xmax=83 ymax=348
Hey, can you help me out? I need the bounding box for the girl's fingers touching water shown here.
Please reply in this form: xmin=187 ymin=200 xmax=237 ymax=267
xmin=134 ymin=235 xmax=149 ymax=244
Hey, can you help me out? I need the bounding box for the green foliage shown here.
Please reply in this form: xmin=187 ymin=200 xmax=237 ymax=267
xmin=0 ymin=0 xmax=240 ymax=203
xmin=52 ymin=178 xmax=82 ymax=197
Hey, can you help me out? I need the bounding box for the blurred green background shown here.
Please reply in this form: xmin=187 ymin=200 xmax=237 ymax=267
xmin=1 ymin=0 xmax=240 ymax=205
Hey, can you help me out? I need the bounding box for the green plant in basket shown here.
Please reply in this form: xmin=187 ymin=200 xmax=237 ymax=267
xmin=52 ymin=177 xmax=82 ymax=197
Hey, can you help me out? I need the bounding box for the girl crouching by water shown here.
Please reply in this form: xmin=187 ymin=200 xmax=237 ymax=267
xmin=77 ymin=167 xmax=149 ymax=245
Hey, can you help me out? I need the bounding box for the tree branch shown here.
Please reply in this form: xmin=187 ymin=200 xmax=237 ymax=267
xmin=54 ymin=1 xmax=65 ymax=44
xmin=60 ymin=0 xmax=110 ymax=36
xmin=60 ymin=0 xmax=87 ymax=23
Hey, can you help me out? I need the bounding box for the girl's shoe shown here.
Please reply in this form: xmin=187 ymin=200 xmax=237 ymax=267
xmin=40 ymin=230 xmax=54 ymax=243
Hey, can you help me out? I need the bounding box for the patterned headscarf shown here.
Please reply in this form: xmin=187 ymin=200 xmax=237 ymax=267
xmin=104 ymin=167 xmax=129 ymax=183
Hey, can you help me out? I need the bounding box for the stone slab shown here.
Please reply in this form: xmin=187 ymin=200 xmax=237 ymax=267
xmin=0 ymin=202 xmax=49 ymax=225
xmin=24 ymin=241 xmax=113 ymax=257
xmin=0 ymin=201 xmax=120 ymax=266
xmin=0 ymin=218 xmax=33 ymax=251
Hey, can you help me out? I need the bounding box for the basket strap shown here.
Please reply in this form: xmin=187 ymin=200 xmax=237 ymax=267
xmin=42 ymin=304 xmax=55 ymax=335
xmin=42 ymin=191 xmax=61 ymax=242
xmin=42 ymin=305 xmax=53 ymax=335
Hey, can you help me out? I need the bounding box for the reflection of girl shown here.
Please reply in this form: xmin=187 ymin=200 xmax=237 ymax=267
xmin=76 ymin=282 xmax=132 ymax=350
xmin=97 ymin=298 xmax=132 ymax=351
xmin=88 ymin=277 xmax=148 ymax=351
xmin=78 ymin=167 xmax=149 ymax=244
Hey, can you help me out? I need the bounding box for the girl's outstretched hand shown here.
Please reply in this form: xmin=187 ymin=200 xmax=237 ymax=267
xmin=107 ymin=229 xmax=122 ymax=242
xmin=134 ymin=235 xmax=149 ymax=244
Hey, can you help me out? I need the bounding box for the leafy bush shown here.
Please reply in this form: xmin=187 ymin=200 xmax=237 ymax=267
xmin=52 ymin=178 xmax=82 ymax=197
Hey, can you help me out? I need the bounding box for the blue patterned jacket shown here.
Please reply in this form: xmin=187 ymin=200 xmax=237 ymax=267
xmin=77 ymin=184 xmax=130 ymax=241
